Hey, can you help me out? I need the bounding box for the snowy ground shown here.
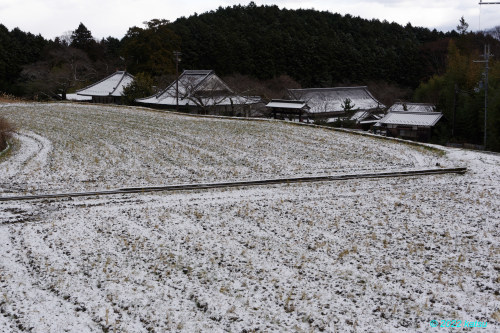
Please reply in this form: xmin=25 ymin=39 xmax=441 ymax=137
xmin=0 ymin=103 xmax=447 ymax=196
xmin=0 ymin=103 xmax=499 ymax=332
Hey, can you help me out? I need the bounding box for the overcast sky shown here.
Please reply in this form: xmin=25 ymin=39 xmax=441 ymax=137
xmin=0 ymin=0 xmax=498 ymax=40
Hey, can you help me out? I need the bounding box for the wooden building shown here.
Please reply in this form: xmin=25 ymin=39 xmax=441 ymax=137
xmin=266 ymin=100 xmax=311 ymax=122
xmin=350 ymin=111 xmax=383 ymax=130
xmin=374 ymin=102 xmax=442 ymax=142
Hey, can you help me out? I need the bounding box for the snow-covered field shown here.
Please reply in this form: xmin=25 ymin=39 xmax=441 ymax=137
xmin=0 ymin=103 xmax=446 ymax=196
xmin=0 ymin=103 xmax=499 ymax=332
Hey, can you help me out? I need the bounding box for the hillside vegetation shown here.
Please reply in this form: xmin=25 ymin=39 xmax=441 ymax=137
xmin=0 ymin=4 xmax=454 ymax=94
xmin=171 ymin=3 xmax=447 ymax=88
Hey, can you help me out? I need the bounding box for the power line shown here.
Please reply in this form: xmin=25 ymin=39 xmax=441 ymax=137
xmin=479 ymin=1 xmax=500 ymax=30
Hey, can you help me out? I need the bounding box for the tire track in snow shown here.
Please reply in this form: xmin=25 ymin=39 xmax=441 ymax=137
xmin=0 ymin=131 xmax=52 ymax=177
xmin=0 ymin=131 xmax=52 ymax=193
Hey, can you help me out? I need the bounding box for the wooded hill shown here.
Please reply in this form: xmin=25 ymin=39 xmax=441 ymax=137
xmin=0 ymin=2 xmax=473 ymax=95
xmin=171 ymin=3 xmax=450 ymax=88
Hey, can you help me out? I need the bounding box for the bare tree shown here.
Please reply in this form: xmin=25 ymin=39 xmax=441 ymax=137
xmin=58 ymin=31 xmax=73 ymax=47
xmin=21 ymin=47 xmax=96 ymax=100
xmin=493 ymin=26 xmax=500 ymax=41
xmin=223 ymin=74 xmax=301 ymax=100
xmin=366 ymin=81 xmax=412 ymax=109
xmin=181 ymin=74 xmax=232 ymax=114
xmin=161 ymin=74 xmax=259 ymax=116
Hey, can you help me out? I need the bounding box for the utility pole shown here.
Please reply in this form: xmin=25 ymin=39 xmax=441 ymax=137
xmin=173 ymin=51 xmax=182 ymax=112
xmin=475 ymin=1 xmax=498 ymax=148
xmin=473 ymin=45 xmax=492 ymax=149
xmin=453 ymin=84 xmax=457 ymax=137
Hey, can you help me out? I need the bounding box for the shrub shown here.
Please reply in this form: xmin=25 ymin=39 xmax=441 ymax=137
xmin=0 ymin=117 xmax=15 ymax=151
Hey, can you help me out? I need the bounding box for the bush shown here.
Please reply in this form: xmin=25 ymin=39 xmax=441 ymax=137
xmin=0 ymin=117 xmax=15 ymax=151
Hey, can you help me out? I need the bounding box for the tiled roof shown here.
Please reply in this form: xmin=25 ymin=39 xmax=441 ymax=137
xmin=378 ymin=111 xmax=443 ymax=127
xmin=77 ymin=71 xmax=134 ymax=97
xmin=388 ymin=102 xmax=435 ymax=113
xmin=288 ymin=87 xmax=384 ymax=114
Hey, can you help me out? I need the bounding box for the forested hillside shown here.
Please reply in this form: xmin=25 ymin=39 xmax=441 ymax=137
xmin=0 ymin=25 xmax=46 ymax=95
xmin=171 ymin=3 xmax=449 ymax=88
xmin=0 ymin=2 xmax=465 ymax=96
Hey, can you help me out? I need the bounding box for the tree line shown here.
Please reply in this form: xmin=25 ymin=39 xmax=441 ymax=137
xmin=0 ymin=3 xmax=455 ymax=97
xmin=0 ymin=2 xmax=499 ymax=150
xmin=171 ymin=3 xmax=450 ymax=88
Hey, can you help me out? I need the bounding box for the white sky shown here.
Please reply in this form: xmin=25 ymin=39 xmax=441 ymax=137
xmin=0 ymin=0 xmax=498 ymax=40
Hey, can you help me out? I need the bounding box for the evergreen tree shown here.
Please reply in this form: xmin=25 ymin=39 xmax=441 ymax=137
xmin=457 ymin=16 xmax=469 ymax=35
xmin=71 ymin=23 xmax=94 ymax=49
xmin=121 ymin=72 xmax=154 ymax=105
xmin=0 ymin=24 xmax=47 ymax=94
xmin=341 ymin=98 xmax=355 ymax=111
xmin=170 ymin=3 xmax=443 ymax=88
xmin=120 ymin=19 xmax=181 ymax=77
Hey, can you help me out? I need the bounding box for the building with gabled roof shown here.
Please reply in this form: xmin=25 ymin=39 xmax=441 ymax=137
xmin=76 ymin=71 xmax=134 ymax=104
xmin=378 ymin=111 xmax=442 ymax=127
xmin=288 ymin=87 xmax=384 ymax=119
xmin=136 ymin=70 xmax=229 ymax=107
xmin=136 ymin=70 xmax=261 ymax=116
xmin=348 ymin=110 xmax=384 ymax=130
xmin=266 ymin=99 xmax=311 ymax=122
xmin=350 ymin=110 xmax=382 ymax=122
xmin=375 ymin=102 xmax=442 ymax=142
